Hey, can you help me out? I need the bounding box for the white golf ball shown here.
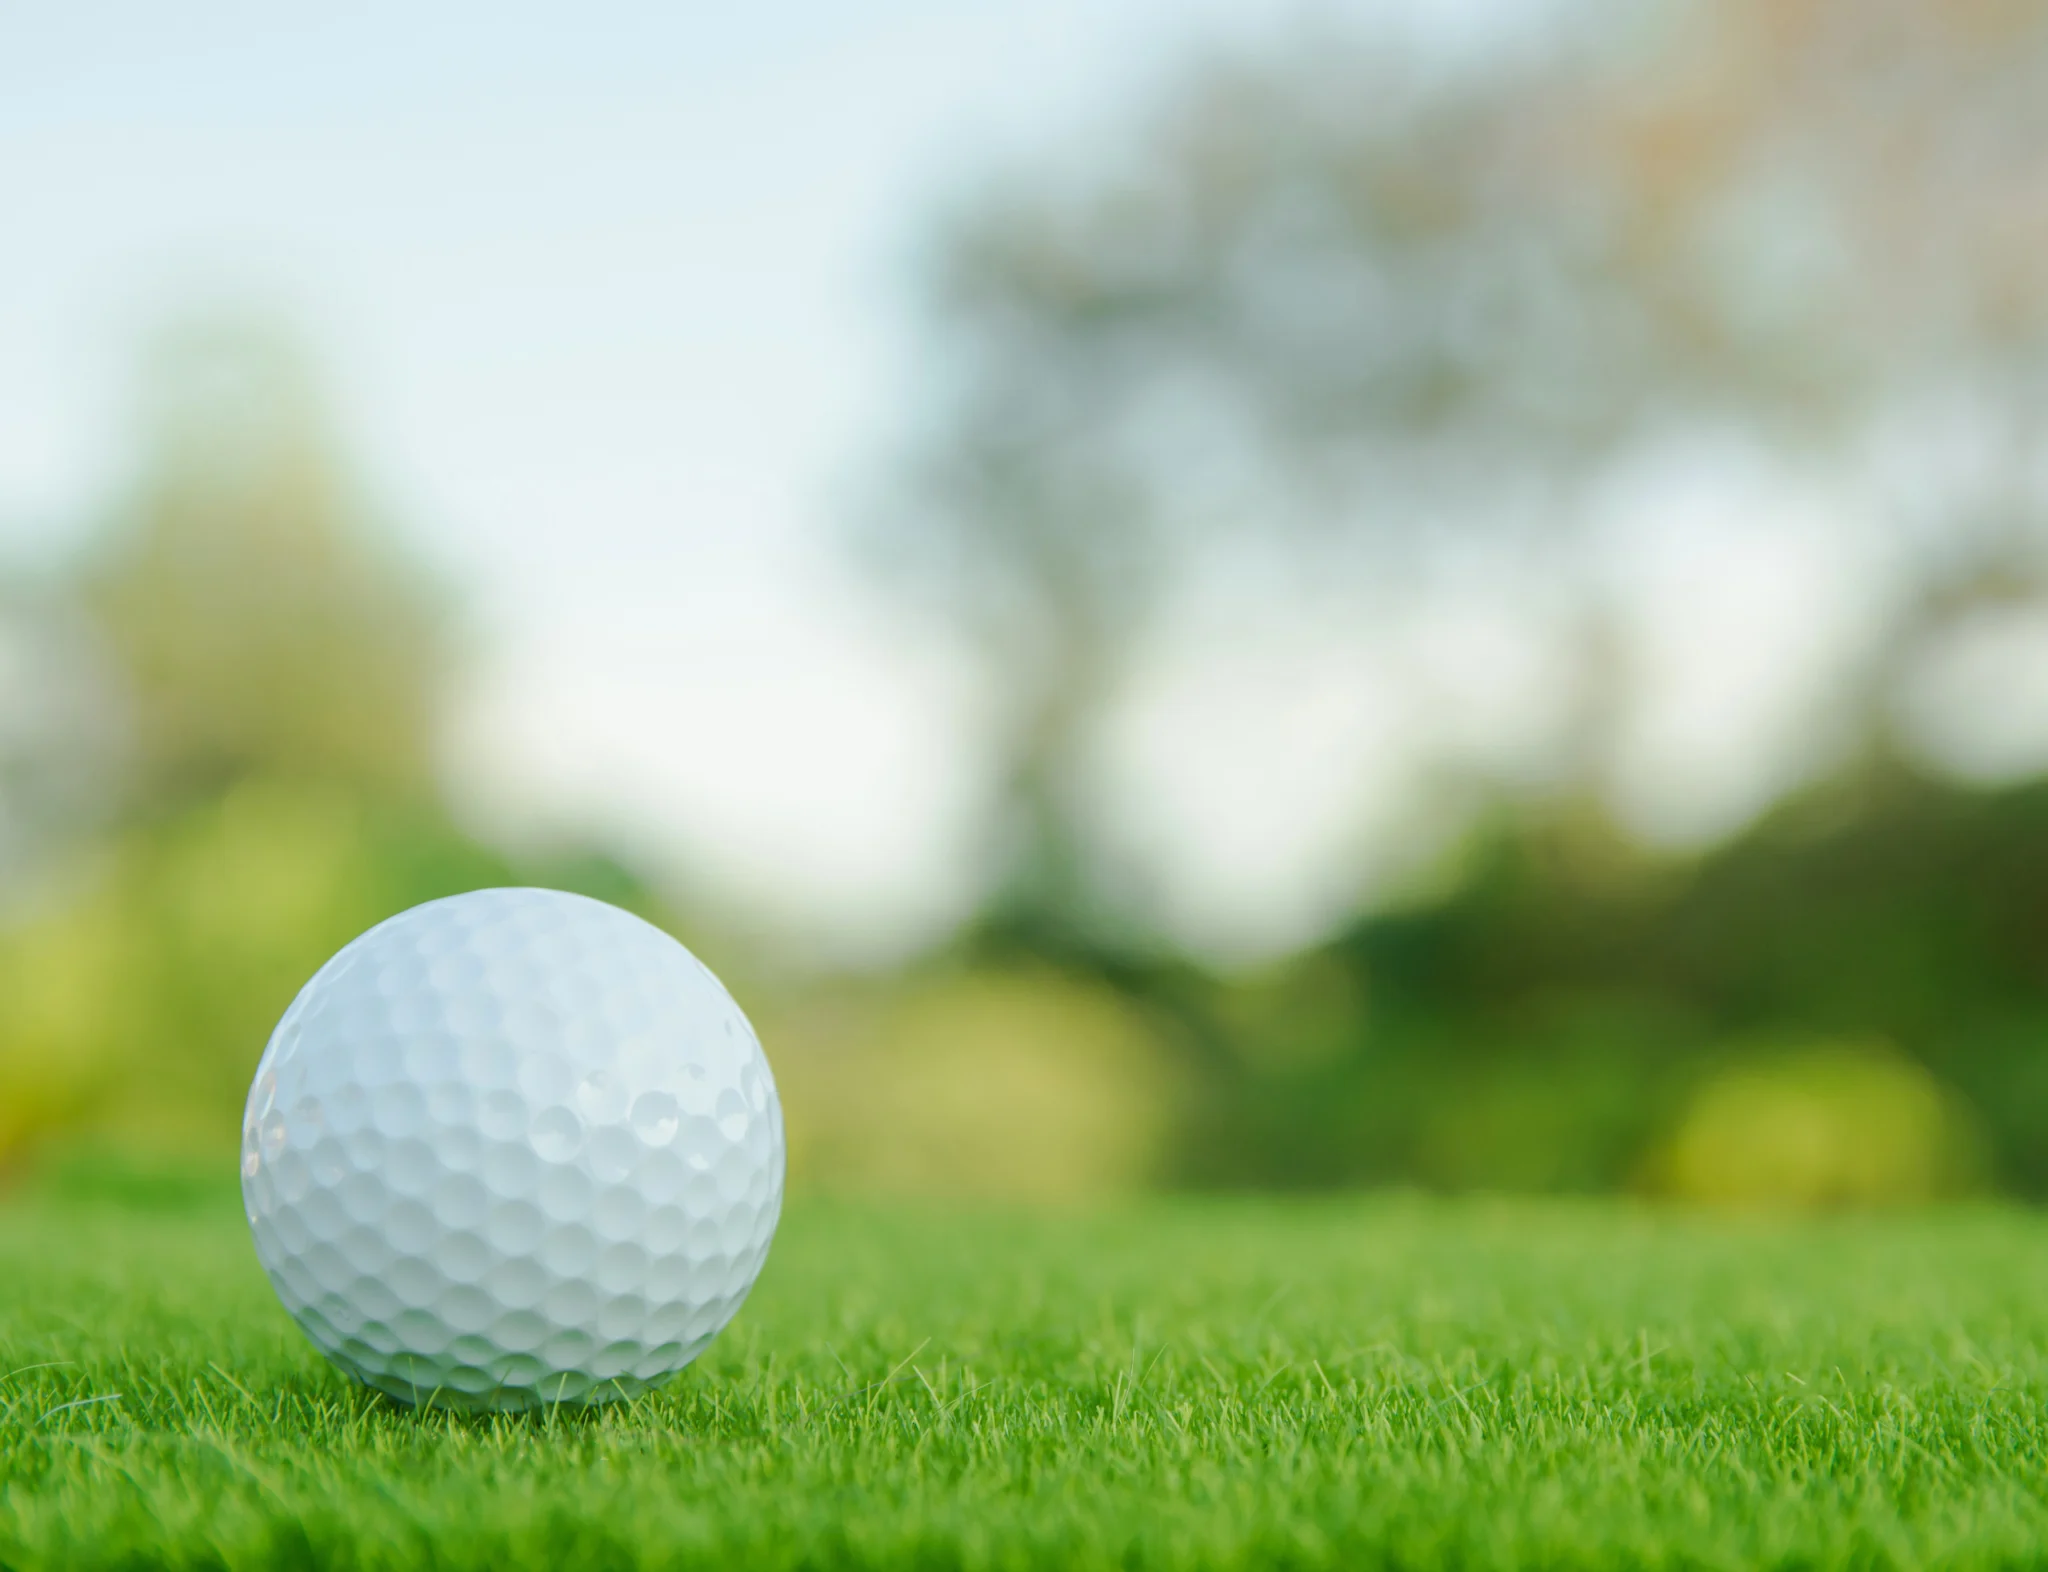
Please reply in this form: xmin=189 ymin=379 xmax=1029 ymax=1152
xmin=240 ymin=887 xmax=784 ymax=1412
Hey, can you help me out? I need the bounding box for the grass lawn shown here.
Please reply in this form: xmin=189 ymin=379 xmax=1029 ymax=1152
xmin=6 ymin=1174 xmax=2048 ymax=1569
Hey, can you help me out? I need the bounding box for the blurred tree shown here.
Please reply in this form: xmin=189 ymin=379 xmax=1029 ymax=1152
xmin=1594 ymin=0 xmax=2048 ymax=758
xmin=0 ymin=318 xmax=701 ymax=1169
xmin=0 ymin=589 xmax=124 ymax=891
xmin=878 ymin=0 xmax=2048 ymax=942
xmin=84 ymin=317 xmax=444 ymax=807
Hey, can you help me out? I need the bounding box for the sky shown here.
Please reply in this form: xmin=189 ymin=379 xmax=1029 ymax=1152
xmin=0 ymin=0 xmax=1927 ymax=963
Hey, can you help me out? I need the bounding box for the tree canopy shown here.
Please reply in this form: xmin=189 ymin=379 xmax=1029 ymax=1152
xmin=84 ymin=318 xmax=445 ymax=809
xmin=880 ymin=0 xmax=2048 ymax=939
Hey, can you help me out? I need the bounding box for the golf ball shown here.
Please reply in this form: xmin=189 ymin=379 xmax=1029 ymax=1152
xmin=240 ymin=887 xmax=784 ymax=1412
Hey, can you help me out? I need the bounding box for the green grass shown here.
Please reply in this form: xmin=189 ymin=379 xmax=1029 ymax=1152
xmin=7 ymin=1177 xmax=2048 ymax=1570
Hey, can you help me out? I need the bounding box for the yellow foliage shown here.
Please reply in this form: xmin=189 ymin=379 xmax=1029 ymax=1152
xmin=106 ymin=779 xmax=392 ymax=1146
xmin=154 ymin=778 xmax=379 ymax=978
xmin=0 ymin=887 xmax=141 ymax=1163
xmin=1647 ymin=1042 xmax=1983 ymax=1209
xmin=0 ymin=778 xmax=425 ymax=1163
xmin=773 ymin=970 xmax=1180 ymax=1201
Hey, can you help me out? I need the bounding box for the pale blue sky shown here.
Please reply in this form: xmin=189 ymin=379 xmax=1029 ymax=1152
xmin=3 ymin=0 xmax=1884 ymax=961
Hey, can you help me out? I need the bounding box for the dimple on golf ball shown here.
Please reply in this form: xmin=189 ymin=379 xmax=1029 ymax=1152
xmin=240 ymin=887 xmax=785 ymax=1412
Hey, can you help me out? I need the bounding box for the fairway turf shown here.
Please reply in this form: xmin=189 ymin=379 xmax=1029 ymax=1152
xmin=6 ymin=1179 xmax=2048 ymax=1569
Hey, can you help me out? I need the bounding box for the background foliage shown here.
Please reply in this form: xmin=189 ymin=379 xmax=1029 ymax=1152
xmin=5 ymin=0 xmax=2048 ymax=1205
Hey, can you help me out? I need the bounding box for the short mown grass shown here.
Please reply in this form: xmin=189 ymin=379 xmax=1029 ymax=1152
xmin=6 ymin=1171 xmax=2048 ymax=1569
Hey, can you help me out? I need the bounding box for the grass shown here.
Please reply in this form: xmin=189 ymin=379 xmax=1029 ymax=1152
xmin=6 ymin=1173 xmax=2048 ymax=1570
